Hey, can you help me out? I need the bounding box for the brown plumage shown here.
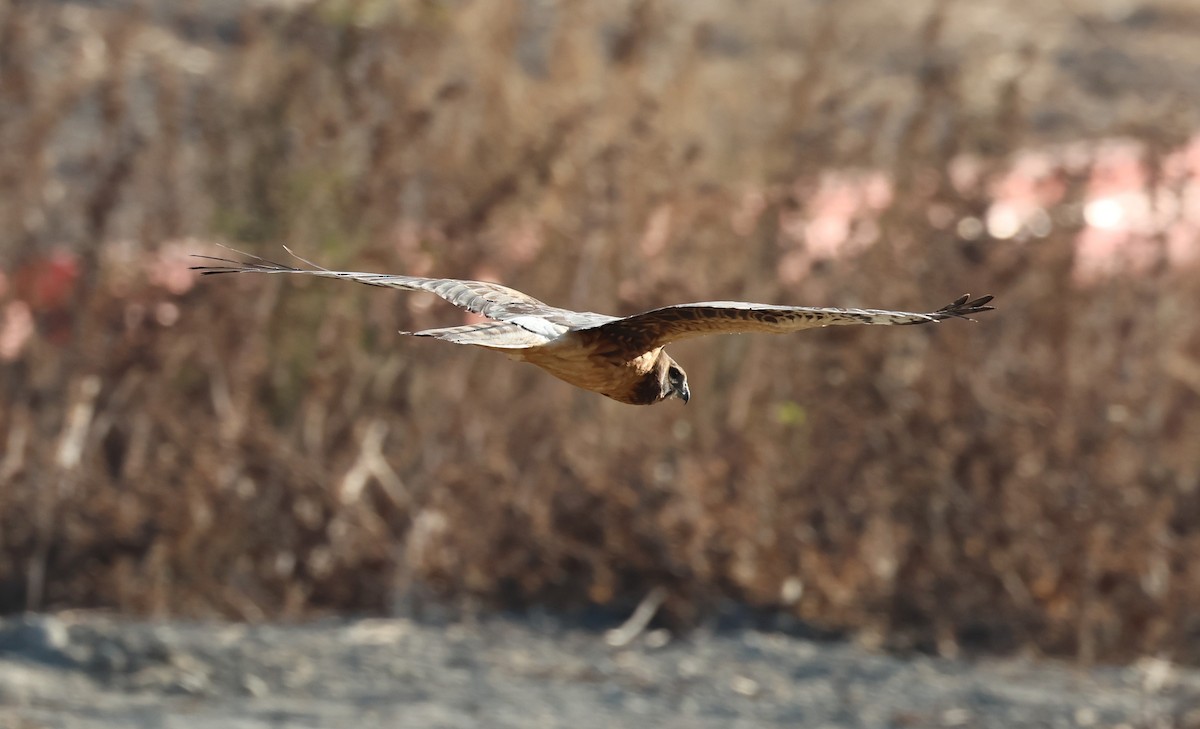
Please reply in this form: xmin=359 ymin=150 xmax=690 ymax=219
xmin=193 ymin=248 xmax=995 ymax=405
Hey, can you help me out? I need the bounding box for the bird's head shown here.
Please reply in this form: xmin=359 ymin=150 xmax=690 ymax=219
xmin=658 ymin=353 xmax=690 ymax=404
xmin=629 ymin=351 xmax=690 ymax=405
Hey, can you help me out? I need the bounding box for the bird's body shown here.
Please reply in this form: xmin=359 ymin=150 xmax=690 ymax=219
xmin=509 ymin=336 xmax=666 ymax=405
xmin=193 ymin=249 xmax=994 ymax=405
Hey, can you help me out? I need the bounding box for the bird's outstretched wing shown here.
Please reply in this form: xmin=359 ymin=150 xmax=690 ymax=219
xmin=191 ymin=247 xmax=597 ymax=328
xmin=577 ymin=294 xmax=995 ymax=355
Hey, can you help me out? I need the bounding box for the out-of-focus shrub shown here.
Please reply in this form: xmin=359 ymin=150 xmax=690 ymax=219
xmin=1 ymin=0 xmax=1199 ymax=663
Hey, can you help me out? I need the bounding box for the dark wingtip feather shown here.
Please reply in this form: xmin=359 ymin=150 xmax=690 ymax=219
xmin=932 ymin=293 xmax=996 ymax=322
xmin=189 ymin=246 xmax=303 ymax=275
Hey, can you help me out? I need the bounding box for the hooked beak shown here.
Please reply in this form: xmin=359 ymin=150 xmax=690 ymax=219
xmin=677 ymin=381 xmax=690 ymax=404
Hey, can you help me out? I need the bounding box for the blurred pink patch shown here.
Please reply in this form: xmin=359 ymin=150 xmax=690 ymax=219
xmin=1168 ymin=222 xmax=1200 ymax=268
xmin=1162 ymin=134 xmax=1200 ymax=183
xmin=1068 ymin=136 xmax=1199 ymax=282
xmin=802 ymin=172 xmax=885 ymax=259
xmin=1086 ymin=139 xmax=1148 ymax=198
xmin=777 ymin=133 xmax=1200 ymax=285
xmin=984 ymin=151 xmax=1063 ymax=239
xmin=0 ymin=301 xmax=34 ymax=361
xmin=148 ymin=239 xmax=202 ymax=294
xmin=948 ymin=156 xmax=983 ymax=195
xmin=639 ymin=204 xmax=674 ymax=257
xmin=861 ymin=172 xmax=894 ymax=211
xmin=777 ymin=171 xmax=892 ymax=283
xmin=1074 ymin=228 xmax=1158 ymax=281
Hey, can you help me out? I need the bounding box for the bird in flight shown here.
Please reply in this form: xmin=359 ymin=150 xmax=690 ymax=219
xmin=193 ymin=249 xmax=994 ymax=406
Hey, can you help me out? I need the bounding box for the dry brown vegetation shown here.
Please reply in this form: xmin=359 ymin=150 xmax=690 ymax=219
xmin=2 ymin=0 xmax=1200 ymax=664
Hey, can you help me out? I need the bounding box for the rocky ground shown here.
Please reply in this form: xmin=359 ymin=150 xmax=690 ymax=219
xmin=1 ymin=613 xmax=1199 ymax=729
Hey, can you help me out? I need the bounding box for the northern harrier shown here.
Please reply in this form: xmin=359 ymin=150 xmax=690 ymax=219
xmin=193 ymin=249 xmax=994 ymax=405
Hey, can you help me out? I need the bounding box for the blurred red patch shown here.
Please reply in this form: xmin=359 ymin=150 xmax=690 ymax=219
xmin=13 ymin=250 xmax=81 ymax=312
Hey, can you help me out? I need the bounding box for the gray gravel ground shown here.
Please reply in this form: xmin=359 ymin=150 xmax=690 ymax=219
xmin=1 ymin=614 xmax=1199 ymax=729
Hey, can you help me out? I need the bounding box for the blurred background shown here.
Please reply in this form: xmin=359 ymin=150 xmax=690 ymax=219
xmin=1 ymin=0 xmax=1199 ymax=667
